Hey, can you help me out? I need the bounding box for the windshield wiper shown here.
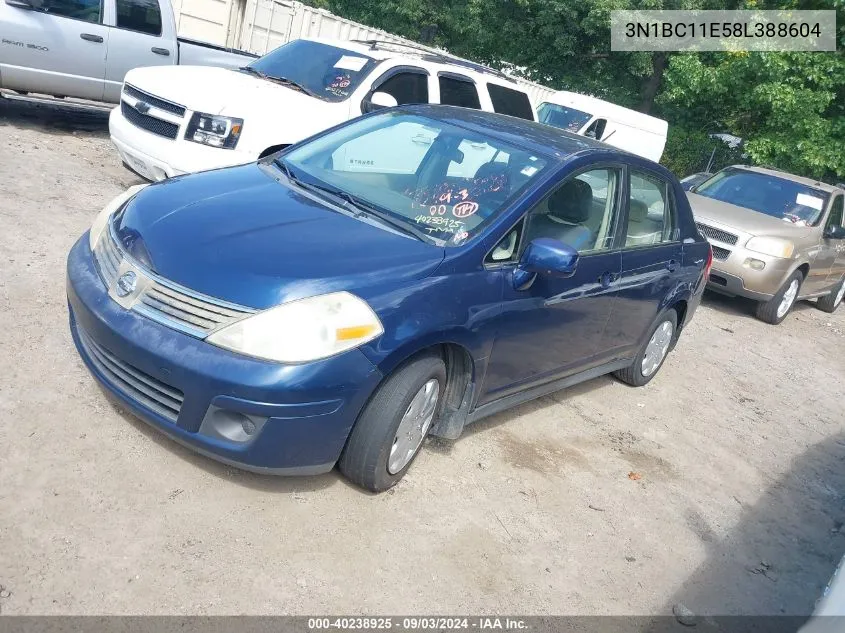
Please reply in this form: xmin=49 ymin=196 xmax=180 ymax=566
xmin=273 ymin=159 xmax=433 ymax=243
xmin=239 ymin=66 xmax=268 ymax=79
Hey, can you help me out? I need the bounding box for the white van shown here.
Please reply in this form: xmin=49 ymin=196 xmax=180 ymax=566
xmin=537 ymin=91 xmax=668 ymax=162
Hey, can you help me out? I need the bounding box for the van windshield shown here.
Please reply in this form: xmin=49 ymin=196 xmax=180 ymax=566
xmin=537 ymin=103 xmax=592 ymax=132
xmin=694 ymin=167 xmax=829 ymax=226
xmin=246 ymin=40 xmax=379 ymax=103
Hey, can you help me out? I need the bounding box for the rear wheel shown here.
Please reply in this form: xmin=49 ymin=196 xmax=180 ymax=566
xmin=755 ymin=270 xmax=803 ymax=324
xmin=339 ymin=354 xmax=446 ymax=492
xmin=614 ymin=310 xmax=678 ymax=387
xmin=817 ymin=277 xmax=845 ymax=313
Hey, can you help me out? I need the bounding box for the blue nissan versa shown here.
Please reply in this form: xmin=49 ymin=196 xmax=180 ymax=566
xmin=67 ymin=105 xmax=712 ymax=491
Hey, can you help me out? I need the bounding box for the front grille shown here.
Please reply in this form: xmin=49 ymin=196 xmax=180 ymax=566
xmin=135 ymin=283 xmax=253 ymax=335
xmin=711 ymin=245 xmax=731 ymax=261
xmin=77 ymin=327 xmax=184 ymax=423
xmin=696 ymin=222 xmax=738 ymax=245
xmin=123 ymin=84 xmax=186 ymax=117
xmin=121 ymin=101 xmax=179 ymax=140
xmin=93 ymin=229 xmax=121 ymax=287
xmin=93 ymin=229 xmax=254 ymax=337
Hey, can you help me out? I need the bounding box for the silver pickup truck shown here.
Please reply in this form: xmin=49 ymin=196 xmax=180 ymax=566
xmin=0 ymin=0 xmax=256 ymax=103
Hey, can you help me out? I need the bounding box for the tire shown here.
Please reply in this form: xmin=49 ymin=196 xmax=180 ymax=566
xmin=755 ymin=270 xmax=803 ymax=324
xmin=614 ymin=310 xmax=678 ymax=387
xmin=339 ymin=354 xmax=446 ymax=492
xmin=817 ymin=277 xmax=845 ymax=313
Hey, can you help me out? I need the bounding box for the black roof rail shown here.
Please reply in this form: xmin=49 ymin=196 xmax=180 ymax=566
xmin=350 ymin=39 xmax=511 ymax=80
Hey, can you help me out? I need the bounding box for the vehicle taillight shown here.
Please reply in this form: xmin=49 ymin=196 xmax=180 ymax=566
xmin=703 ymin=244 xmax=713 ymax=281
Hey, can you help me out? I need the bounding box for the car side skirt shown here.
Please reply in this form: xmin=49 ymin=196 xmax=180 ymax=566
xmin=466 ymin=358 xmax=632 ymax=426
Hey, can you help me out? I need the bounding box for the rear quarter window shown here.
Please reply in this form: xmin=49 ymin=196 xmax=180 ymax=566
xmin=487 ymin=84 xmax=534 ymax=121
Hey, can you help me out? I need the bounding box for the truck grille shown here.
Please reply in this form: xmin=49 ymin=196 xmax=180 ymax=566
xmin=123 ymin=84 xmax=186 ymax=117
xmin=711 ymin=245 xmax=731 ymax=261
xmin=696 ymin=223 xmax=738 ymax=245
xmin=77 ymin=327 xmax=184 ymax=423
xmin=121 ymin=101 xmax=179 ymax=140
xmin=93 ymin=229 xmax=254 ymax=338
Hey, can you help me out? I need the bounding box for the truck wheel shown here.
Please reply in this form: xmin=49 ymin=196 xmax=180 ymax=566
xmin=339 ymin=354 xmax=446 ymax=492
xmin=614 ymin=310 xmax=678 ymax=387
xmin=755 ymin=270 xmax=803 ymax=324
xmin=817 ymin=277 xmax=845 ymax=313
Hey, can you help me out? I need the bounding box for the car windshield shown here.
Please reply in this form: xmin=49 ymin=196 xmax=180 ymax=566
xmin=694 ymin=167 xmax=830 ymax=226
xmin=537 ymin=103 xmax=592 ymax=132
xmin=246 ymin=40 xmax=378 ymax=103
xmin=280 ymin=111 xmax=550 ymax=245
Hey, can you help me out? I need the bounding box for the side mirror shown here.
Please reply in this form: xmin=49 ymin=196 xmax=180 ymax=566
xmin=362 ymin=91 xmax=398 ymax=113
xmin=513 ymin=238 xmax=579 ymax=289
xmin=824 ymin=225 xmax=845 ymax=240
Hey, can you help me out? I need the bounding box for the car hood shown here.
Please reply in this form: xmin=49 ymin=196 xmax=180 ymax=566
xmin=112 ymin=164 xmax=445 ymax=309
xmin=687 ymin=192 xmax=817 ymax=240
xmin=124 ymin=65 xmax=334 ymax=119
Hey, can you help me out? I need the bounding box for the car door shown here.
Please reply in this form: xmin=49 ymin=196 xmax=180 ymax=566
xmin=824 ymin=194 xmax=845 ymax=286
xmin=1 ymin=0 xmax=109 ymax=101
xmin=601 ymin=166 xmax=684 ymax=359
xmin=479 ymin=165 xmax=625 ymax=404
xmin=103 ymin=0 xmax=175 ymax=102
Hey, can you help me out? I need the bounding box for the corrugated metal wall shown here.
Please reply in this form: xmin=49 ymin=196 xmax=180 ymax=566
xmin=173 ymin=0 xmax=556 ymax=105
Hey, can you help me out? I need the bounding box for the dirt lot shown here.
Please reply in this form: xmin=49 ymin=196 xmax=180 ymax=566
xmin=1 ymin=95 xmax=844 ymax=618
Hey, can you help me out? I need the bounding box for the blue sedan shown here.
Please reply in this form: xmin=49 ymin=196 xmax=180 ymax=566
xmin=67 ymin=105 xmax=712 ymax=491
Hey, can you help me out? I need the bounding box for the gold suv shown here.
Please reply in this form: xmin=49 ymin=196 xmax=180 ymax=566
xmin=687 ymin=166 xmax=845 ymax=324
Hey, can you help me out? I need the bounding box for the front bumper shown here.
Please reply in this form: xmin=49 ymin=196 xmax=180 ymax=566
xmin=66 ymin=236 xmax=382 ymax=474
xmin=109 ymin=105 xmax=253 ymax=181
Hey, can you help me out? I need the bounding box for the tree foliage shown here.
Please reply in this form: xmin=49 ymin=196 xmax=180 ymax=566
xmin=309 ymin=0 xmax=845 ymax=180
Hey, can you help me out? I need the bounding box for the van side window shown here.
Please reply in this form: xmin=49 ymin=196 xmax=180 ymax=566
xmin=41 ymin=0 xmax=102 ymax=23
xmin=487 ymin=84 xmax=534 ymax=121
xmin=373 ymin=71 xmax=428 ymax=106
xmin=826 ymin=195 xmax=844 ymax=230
xmin=116 ymin=0 xmax=162 ymax=35
xmin=584 ymin=119 xmax=607 ymax=140
xmin=439 ymin=75 xmax=481 ymax=109
xmin=625 ymin=171 xmax=678 ymax=247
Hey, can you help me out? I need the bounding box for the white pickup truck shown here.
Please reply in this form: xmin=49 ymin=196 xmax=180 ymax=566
xmin=0 ymin=0 xmax=256 ymax=103
xmin=108 ymin=38 xmax=539 ymax=181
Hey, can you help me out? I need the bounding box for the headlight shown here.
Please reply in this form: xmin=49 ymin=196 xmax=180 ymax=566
xmin=89 ymin=183 xmax=149 ymax=251
xmin=185 ymin=112 xmax=243 ymax=149
xmin=745 ymin=236 xmax=795 ymax=258
xmin=206 ymin=291 xmax=383 ymax=363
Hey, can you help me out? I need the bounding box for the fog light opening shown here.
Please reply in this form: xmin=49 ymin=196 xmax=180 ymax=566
xmin=241 ymin=417 xmax=257 ymax=436
xmin=743 ymin=258 xmax=766 ymax=271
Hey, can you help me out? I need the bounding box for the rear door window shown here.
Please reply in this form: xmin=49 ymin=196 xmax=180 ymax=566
xmin=625 ymin=170 xmax=678 ymax=247
xmin=373 ymin=70 xmax=429 ymax=105
xmin=438 ymin=75 xmax=481 ymax=109
xmin=115 ymin=0 xmax=162 ymax=35
xmin=487 ymin=84 xmax=534 ymax=120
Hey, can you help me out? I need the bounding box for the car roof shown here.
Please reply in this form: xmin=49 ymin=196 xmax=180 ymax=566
xmin=733 ymin=165 xmax=843 ymax=193
xmin=301 ymin=37 xmax=524 ymax=89
xmin=395 ymin=104 xmax=665 ymax=167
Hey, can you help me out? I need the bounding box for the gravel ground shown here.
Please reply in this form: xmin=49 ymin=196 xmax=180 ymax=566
xmin=1 ymin=95 xmax=844 ymax=618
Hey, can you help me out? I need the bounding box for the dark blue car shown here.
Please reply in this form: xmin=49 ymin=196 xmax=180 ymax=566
xmin=67 ymin=105 xmax=712 ymax=491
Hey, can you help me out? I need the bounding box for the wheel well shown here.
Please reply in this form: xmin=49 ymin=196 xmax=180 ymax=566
xmin=670 ymin=299 xmax=688 ymax=327
xmin=258 ymin=144 xmax=290 ymax=159
xmin=797 ymin=263 xmax=810 ymax=280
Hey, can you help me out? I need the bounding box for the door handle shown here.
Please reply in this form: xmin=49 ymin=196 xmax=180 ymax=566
xmin=666 ymin=259 xmax=679 ymax=272
xmin=151 ymin=47 xmax=170 ymax=56
xmin=80 ymin=33 xmax=104 ymax=43
xmin=598 ymin=272 xmax=618 ymax=288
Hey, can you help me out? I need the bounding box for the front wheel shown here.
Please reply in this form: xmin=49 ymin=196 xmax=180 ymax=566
xmin=817 ymin=277 xmax=845 ymax=313
xmin=614 ymin=310 xmax=678 ymax=387
xmin=755 ymin=270 xmax=803 ymax=324
xmin=339 ymin=354 xmax=446 ymax=492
